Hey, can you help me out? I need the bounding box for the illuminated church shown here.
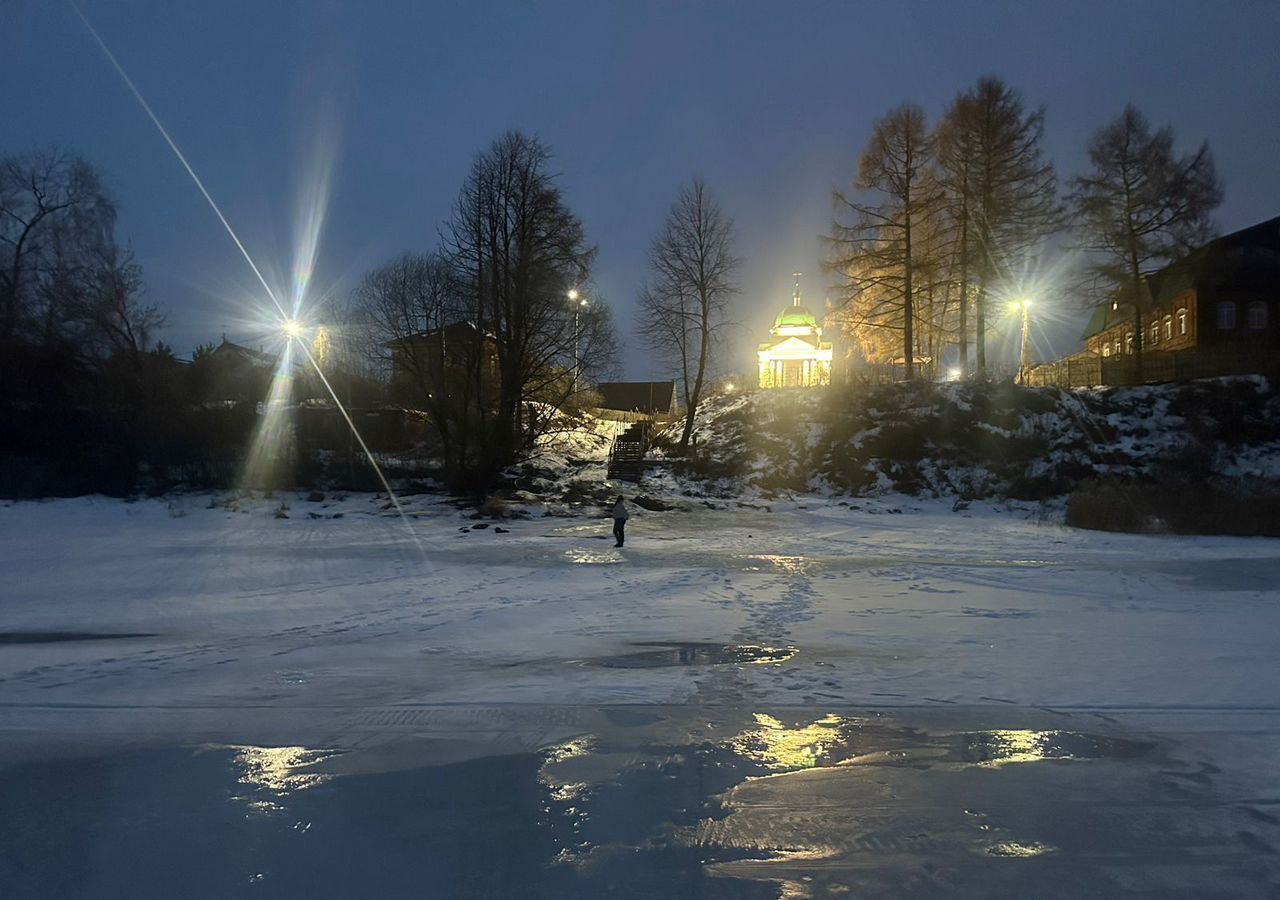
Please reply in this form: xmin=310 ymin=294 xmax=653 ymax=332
xmin=757 ymin=274 xmax=833 ymax=388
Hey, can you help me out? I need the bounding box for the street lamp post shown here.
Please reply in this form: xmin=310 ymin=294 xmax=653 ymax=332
xmin=1007 ymin=299 xmax=1032 ymax=382
xmin=568 ymin=289 xmax=587 ymax=391
xmin=1015 ymin=299 xmax=1032 ymax=383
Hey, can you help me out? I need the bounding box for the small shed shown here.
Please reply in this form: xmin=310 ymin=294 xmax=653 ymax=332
xmin=595 ymin=381 xmax=676 ymax=416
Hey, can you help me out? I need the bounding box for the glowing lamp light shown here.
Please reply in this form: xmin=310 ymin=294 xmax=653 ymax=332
xmin=725 ymin=383 xmax=736 ymax=393
xmin=567 ymin=288 xmax=580 ymax=301
xmin=282 ymin=319 xmax=303 ymax=339
xmin=948 ymin=367 xmax=963 ymax=381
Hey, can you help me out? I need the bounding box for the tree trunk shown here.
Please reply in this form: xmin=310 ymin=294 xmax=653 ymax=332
xmin=903 ymin=220 xmax=914 ymax=381
xmin=678 ymin=300 xmax=711 ymax=454
xmin=957 ymin=215 xmax=969 ymax=375
xmin=974 ymin=267 xmax=987 ymax=378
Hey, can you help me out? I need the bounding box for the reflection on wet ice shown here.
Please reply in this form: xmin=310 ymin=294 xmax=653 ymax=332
xmin=950 ymin=729 xmax=1153 ymax=766
xmin=744 ymin=554 xmax=813 ymax=575
xmin=721 ymin=716 xmax=1153 ymax=774
xmin=230 ymin=745 xmax=341 ymax=794
xmin=538 ymin=736 xmax=594 ymax=802
xmin=982 ymin=839 xmax=1056 ymax=858
xmin=565 ymin=548 xmax=623 ymax=564
xmin=728 ymin=713 xmax=853 ymax=772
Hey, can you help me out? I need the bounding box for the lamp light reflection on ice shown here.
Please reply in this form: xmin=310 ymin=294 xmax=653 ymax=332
xmin=728 ymin=713 xmax=851 ymax=772
xmin=231 ymin=745 xmax=341 ymax=795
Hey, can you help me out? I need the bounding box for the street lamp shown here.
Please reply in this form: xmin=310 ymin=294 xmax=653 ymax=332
xmin=282 ymin=318 xmax=303 ymax=340
xmin=569 ymin=289 xmax=588 ymax=390
xmin=1009 ymin=298 xmax=1032 ymax=382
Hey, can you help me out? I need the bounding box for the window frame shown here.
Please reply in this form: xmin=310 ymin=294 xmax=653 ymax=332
xmin=1247 ymin=301 xmax=1268 ymax=330
xmin=1217 ymin=301 xmax=1237 ymax=330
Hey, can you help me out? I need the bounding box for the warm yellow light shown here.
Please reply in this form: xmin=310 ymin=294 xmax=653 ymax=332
xmin=282 ymin=319 xmax=303 ymax=339
xmin=567 ymin=288 xmax=580 ymax=302
xmin=725 ymin=383 xmax=735 ymax=392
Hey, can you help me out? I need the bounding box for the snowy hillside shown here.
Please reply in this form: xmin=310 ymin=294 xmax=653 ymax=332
xmin=662 ymin=377 xmax=1280 ymax=503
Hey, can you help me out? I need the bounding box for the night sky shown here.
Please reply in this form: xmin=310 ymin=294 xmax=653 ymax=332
xmin=5 ymin=0 xmax=1278 ymax=377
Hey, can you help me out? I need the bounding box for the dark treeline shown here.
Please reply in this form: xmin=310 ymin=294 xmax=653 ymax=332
xmin=826 ymin=76 xmax=1222 ymax=381
xmin=2 ymin=133 xmax=625 ymax=497
xmin=0 ymin=149 xmax=384 ymax=496
xmin=0 ymin=148 xmax=179 ymax=496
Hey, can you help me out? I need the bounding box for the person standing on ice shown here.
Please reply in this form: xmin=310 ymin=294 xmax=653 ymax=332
xmin=610 ymin=495 xmax=629 ymax=547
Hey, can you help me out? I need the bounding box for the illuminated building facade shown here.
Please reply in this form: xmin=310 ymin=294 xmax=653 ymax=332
xmin=757 ymin=275 xmax=833 ymax=389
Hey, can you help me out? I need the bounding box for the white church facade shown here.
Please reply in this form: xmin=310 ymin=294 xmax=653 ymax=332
xmin=757 ymin=275 xmax=833 ymax=389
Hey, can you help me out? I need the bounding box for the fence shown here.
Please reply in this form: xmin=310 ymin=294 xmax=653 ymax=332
xmin=1026 ymin=348 xmax=1278 ymax=389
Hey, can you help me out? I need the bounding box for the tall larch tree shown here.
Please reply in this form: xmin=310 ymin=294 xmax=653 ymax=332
xmin=1072 ymin=104 xmax=1223 ymax=381
xmin=827 ymin=103 xmax=939 ymax=380
xmin=935 ymin=77 xmax=1060 ymax=377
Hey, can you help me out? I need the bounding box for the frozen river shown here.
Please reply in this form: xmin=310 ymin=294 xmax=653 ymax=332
xmin=3 ymin=494 xmax=1279 ymax=897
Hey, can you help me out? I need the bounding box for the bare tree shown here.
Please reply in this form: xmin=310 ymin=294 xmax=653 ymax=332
xmin=639 ymin=178 xmax=739 ymax=454
xmin=935 ymin=77 xmax=1060 ymax=376
xmin=1072 ymin=104 xmax=1223 ymax=380
xmin=0 ymin=148 xmax=165 ymax=363
xmin=827 ymin=104 xmax=940 ymax=381
xmin=441 ymin=131 xmax=606 ymax=484
xmin=1 ymin=149 xmax=117 ymax=346
xmin=346 ymin=133 xmax=613 ymax=489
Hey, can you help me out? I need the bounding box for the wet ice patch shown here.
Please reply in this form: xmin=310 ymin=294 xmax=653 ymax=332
xmin=947 ymin=729 xmax=1155 ymax=766
xmin=718 ymin=715 xmax=1155 ymax=774
xmin=580 ymin=642 xmax=797 ymax=669
xmin=564 ymin=547 xmax=624 ymax=564
xmin=0 ymin=631 xmax=156 ymax=644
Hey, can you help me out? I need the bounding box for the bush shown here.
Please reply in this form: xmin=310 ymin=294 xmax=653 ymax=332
xmin=1066 ymin=476 xmax=1280 ymax=536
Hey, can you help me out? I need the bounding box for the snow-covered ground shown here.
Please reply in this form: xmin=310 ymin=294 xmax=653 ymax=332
xmin=3 ymin=491 xmax=1279 ymax=763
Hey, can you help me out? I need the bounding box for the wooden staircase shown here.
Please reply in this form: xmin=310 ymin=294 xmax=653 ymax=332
xmin=607 ymin=421 xmax=651 ymax=482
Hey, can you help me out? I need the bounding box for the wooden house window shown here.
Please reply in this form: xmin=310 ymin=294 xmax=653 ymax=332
xmin=1177 ymin=308 xmax=1188 ymax=335
xmin=1102 ymin=344 xmax=1111 ymax=358
xmin=1216 ymin=302 xmax=1237 ymax=329
xmin=1150 ymin=321 xmax=1160 ymax=344
xmin=1247 ymin=301 xmax=1268 ymax=329
xmin=1125 ymin=332 xmax=1134 ymax=354
xmin=1163 ymin=316 xmax=1173 ymax=340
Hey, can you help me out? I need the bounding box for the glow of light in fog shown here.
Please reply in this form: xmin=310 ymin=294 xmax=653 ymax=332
xmin=239 ymin=339 xmax=297 ymax=492
xmin=71 ymin=2 xmax=287 ymax=322
xmin=74 ymin=3 xmax=424 ymax=557
xmin=294 ymin=337 xmax=426 ymax=554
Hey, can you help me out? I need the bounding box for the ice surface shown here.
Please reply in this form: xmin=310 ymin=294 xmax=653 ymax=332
xmin=3 ymin=492 xmax=1279 ymax=763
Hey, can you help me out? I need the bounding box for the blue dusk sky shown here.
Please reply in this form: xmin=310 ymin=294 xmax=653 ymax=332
xmin=4 ymin=0 xmax=1278 ymax=376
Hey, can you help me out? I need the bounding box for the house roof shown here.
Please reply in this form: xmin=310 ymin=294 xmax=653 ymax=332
xmin=1080 ymin=304 xmax=1128 ymax=340
xmin=773 ymin=304 xmax=819 ymax=329
xmin=1082 ymin=214 xmax=1280 ymax=339
xmin=210 ymin=339 xmax=277 ymax=367
xmin=383 ymin=320 xmax=497 ymax=349
xmin=595 ymin=381 xmax=676 ymax=414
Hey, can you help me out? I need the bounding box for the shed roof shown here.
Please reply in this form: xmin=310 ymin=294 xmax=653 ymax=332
xmin=595 ymin=381 xmax=676 ymax=414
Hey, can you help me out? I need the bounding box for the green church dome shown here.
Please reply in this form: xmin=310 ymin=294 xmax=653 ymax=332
xmin=774 ymin=304 xmax=818 ymax=329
